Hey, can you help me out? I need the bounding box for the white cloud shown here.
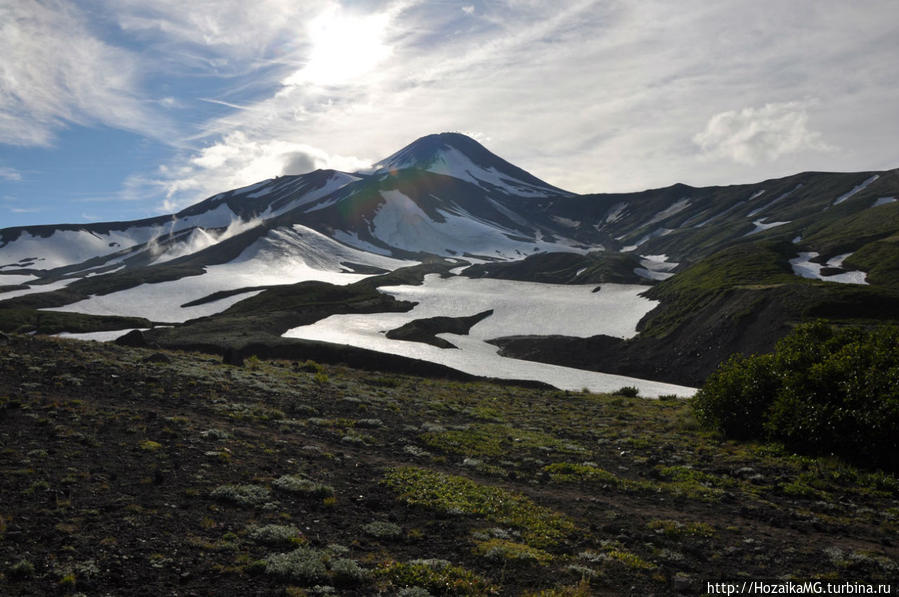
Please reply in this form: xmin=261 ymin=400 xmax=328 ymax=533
xmin=0 ymin=167 xmax=22 ymax=182
xmin=151 ymin=131 xmax=370 ymax=210
xmin=0 ymin=0 xmax=168 ymax=147
xmin=281 ymin=3 xmax=397 ymax=88
xmin=693 ymin=102 xmax=832 ymax=165
xmin=108 ymin=0 xmax=322 ymax=62
xmin=9 ymin=0 xmax=899 ymax=221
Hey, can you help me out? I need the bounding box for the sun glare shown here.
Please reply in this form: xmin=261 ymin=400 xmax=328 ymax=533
xmin=284 ymin=5 xmax=393 ymax=88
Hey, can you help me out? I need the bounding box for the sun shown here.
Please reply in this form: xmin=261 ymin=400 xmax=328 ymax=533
xmin=284 ymin=4 xmax=393 ymax=88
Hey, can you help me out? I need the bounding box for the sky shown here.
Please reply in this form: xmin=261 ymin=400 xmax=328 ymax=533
xmin=1 ymin=0 xmax=898 ymax=227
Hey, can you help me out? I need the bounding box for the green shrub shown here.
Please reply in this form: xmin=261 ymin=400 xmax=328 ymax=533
xmin=272 ymin=475 xmax=335 ymax=498
xmin=210 ymin=484 xmax=272 ymax=506
xmin=362 ymin=520 xmax=402 ymax=539
xmin=615 ymin=386 xmax=639 ymax=398
xmin=298 ymin=359 xmax=324 ymax=373
xmin=262 ymin=547 xmax=328 ymax=583
xmin=374 ymin=559 xmax=495 ymax=595
xmin=9 ymin=559 xmax=35 ymax=579
xmin=382 ymin=466 xmax=574 ymax=548
xmin=472 ymin=538 xmax=553 ymax=563
xmin=249 ymin=524 xmax=305 ymax=546
xmin=330 ymin=557 xmax=369 ymax=587
xmin=692 ymin=321 xmax=899 ymax=470
xmin=692 ymin=352 xmax=778 ymax=439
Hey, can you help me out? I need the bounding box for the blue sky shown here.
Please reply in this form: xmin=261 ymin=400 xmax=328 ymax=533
xmin=2 ymin=0 xmax=899 ymax=227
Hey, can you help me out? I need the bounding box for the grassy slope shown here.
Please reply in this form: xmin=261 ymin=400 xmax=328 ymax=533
xmin=1 ymin=335 xmax=897 ymax=596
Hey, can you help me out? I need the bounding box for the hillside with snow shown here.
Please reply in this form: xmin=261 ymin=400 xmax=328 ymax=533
xmin=2 ymin=133 xmax=899 ymax=390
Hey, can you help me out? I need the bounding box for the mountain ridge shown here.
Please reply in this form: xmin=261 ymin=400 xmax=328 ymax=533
xmin=2 ymin=133 xmax=898 ymax=390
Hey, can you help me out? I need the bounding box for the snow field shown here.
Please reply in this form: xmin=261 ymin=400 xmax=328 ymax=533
xmin=284 ymin=275 xmax=695 ymax=397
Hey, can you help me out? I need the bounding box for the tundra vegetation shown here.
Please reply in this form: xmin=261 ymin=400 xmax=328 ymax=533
xmin=0 ymin=333 xmax=897 ymax=595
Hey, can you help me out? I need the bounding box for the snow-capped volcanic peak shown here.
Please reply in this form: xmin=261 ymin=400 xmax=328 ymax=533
xmin=371 ymin=133 xmax=571 ymax=198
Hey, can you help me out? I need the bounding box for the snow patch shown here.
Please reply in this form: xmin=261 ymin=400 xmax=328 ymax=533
xmin=56 ymin=328 xmax=151 ymax=342
xmin=747 ymin=184 xmax=801 ymax=217
xmin=0 ymin=278 xmax=76 ymax=300
xmin=634 ymin=254 xmax=678 ymax=281
xmin=48 ymin=224 xmax=413 ymax=323
xmin=621 ymin=228 xmax=672 ymax=253
xmin=262 ymin=172 xmax=360 ymax=217
xmin=0 ymin=274 xmax=37 ymax=285
xmin=745 ymin=219 xmax=790 ymax=236
xmin=370 ymin=190 xmax=584 ymax=258
xmin=872 ymin=197 xmax=896 ymax=208
xmin=380 ymin=145 xmax=560 ymax=198
xmin=552 ymin=216 xmax=579 ymax=228
xmin=834 ymin=175 xmax=879 ymax=206
xmin=605 ymin=203 xmax=628 ymax=224
xmin=694 ymin=201 xmax=746 ymax=228
xmin=647 ymin=199 xmax=691 ymax=225
xmin=284 ymin=275 xmax=694 ymax=396
xmin=789 ymin=252 xmax=868 ymax=285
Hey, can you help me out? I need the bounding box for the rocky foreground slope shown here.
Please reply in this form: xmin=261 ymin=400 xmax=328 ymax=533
xmin=1 ymin=335 xmax=897 ymax=595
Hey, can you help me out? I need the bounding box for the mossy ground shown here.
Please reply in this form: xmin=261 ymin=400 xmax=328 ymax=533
xmin=1 ymin=335 xmax=897 ymax=595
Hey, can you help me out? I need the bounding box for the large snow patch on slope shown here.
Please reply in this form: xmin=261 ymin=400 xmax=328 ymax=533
xmin=284 ymin=275 xmax=694 ymax=396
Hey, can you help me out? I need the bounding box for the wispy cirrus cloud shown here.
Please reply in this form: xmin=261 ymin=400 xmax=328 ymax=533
xmin=0 ymin=0 xmax=170 ymax=147
xmin=4 ymin=0 xmax=899 ymax=225
xmin=0 ymin=167 xmax=23 ymax=182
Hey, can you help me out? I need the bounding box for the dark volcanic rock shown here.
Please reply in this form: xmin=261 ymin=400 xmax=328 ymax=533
xmin=115 ymin=329 xmax=148 ymax=348
xmin=385 ymin=309 xmax=494 ymax=349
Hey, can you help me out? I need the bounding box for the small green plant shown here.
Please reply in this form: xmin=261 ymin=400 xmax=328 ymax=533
xmin=261 ymin=547 xmax=368 ymax=587
xmin=249 ymin=524 xmax=305 ymax=546
xmin=210 ymin=484 xmax=272 ymax=506
xmin=604 ymin=549 xmax=655 ymax=570
xmin=272 ymin=475 xmax=335 ymax=498
xmin=330 ymin=557 xmax=369 ymax=587
xmin=313 ymin=371 xmax=329 ymax=385
xmin=473 ymin=538 xmax=553 ymax=563
xmin=615 ymin=386 xmax=639 ymax=398
xmin=542 ymin=462 xmax=628 ymax=488
xmin=58 ymin=572 xmax=77 ymax=589
xmin=8 ymin=559 xmax=35 ymax=579
xmin=374 ymin=559 xmax=496 ymax=596
xmin=245 ymin=354 xmax=262 ymax=370
xmin=297 ymin=359 xmax=324 ymax=373
xmin=262 ymin=547 xmax=328 ymax=583
xmin=362 ymin=520 xmax=402 ymax=539
xmin=139 ymin=439 xmax=163 ymax=451
xmin=383 ymin=466 xmax=574 ymax=548
xmin=647 ymin=519 xmax=715 ymax=538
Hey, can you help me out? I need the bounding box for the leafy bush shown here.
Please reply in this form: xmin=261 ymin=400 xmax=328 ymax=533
xmin=692 ymin=353 xmax=778 ymax=439
xmin=692 ymin=321 xmax=899 ymax=470
xmin=615 ymin=386 xmax=639 ymax=398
